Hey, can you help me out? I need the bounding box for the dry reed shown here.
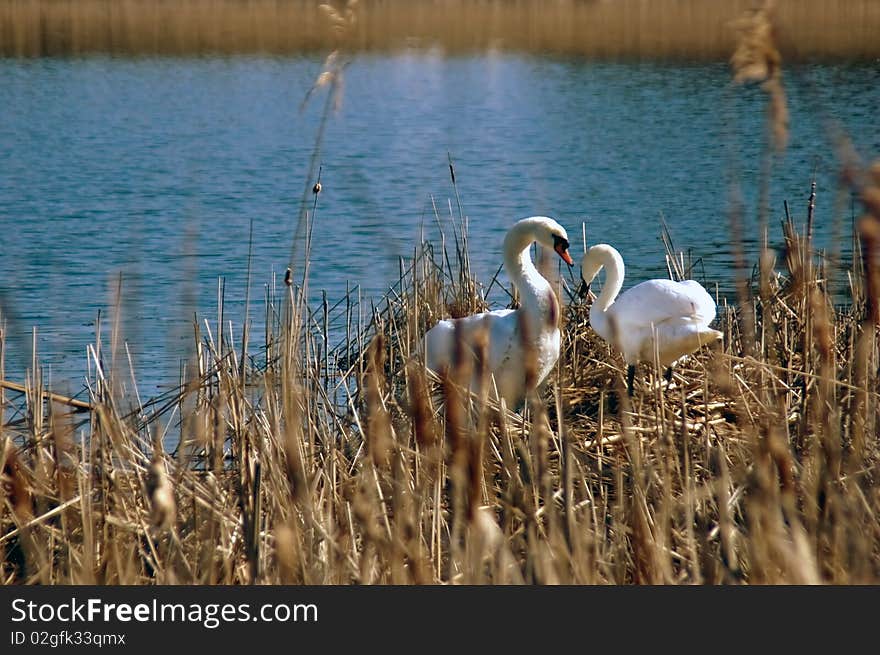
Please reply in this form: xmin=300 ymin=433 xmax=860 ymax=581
xmin=1 ymin=183 xmax=878 ymax=584
xmin=2 ymin=2 xmax=880 ymax=587
xmin=2 ymin=0 xmax=880 ymax=59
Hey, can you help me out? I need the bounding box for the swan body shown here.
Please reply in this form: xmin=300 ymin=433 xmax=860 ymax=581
xmin=581 ymin=244 xmax=722 ymax=394
xmin=424 ymin=216 xmax=574 ymax=408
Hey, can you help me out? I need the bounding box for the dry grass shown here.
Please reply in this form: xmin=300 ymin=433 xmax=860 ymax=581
xmin=2 ymin=0 xmax=880 ymax=59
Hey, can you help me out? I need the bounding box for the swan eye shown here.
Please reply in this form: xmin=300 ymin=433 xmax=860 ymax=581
xmin=552 ymin=234 xmax=570 ymax=252
xmin=552 ymin=234 xmax=574 ymax=265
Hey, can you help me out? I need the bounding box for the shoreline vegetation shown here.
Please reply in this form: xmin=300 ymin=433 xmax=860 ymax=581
xmin=2 ymin=2 xmax=880 ymax=585
xmin=1 ymin=0 xmax=880 ymax=59
xmin=3 ymin=175 xmax=879 ymax=583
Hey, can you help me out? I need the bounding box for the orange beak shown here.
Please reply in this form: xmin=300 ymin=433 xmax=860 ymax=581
xmin=555 ymin=244 xmax=574 ymax=266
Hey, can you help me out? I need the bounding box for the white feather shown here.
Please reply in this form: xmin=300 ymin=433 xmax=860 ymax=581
xmin=581 ymin=244 xmax=722 ymax=369
xmin=424 ymin=216 xmax=573 ymax=408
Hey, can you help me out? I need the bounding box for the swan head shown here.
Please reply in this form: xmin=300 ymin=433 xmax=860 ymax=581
xmin=551 ymin=231 xmax=575 ymax=266
xmin=507 ymin=216 xmax=574 ymax=266
xmin=579 ymin=244 xmax=623 ymax=298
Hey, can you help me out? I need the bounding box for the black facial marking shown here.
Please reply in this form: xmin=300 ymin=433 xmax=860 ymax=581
xmin=578 ymin=280 xmax=590 ymax=299
xmin=553 ymin=234 xmax=570 ymax=251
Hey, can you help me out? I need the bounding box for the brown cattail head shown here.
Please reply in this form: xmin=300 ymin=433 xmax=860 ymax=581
xmin=1 ymin=439 xmax=34 ymax=524
xmin=871 ymin=161 xmax=880 ymax=184
xmin=274 ymin=522 xmax=299 ymax=584
xmin=369 ymin=331 xmax=386 ymax=373
xmin=146 ymin=453 xmax=176 ymax=532
xmin=466 ymin=322 xmax=490 ymax=523
xmin=856 ymin=160 xmax=880 ymax=324
xmin=365 ymin=334 xmax=392 ymax=469
xmin=445 ymin=320 xmax=470 ymax=496
xmin=810 ymin=288 xmax=833 ymax=364
xmin=864 ymin=188 xmax=880 ymax=219
xmin=405 ymin=359 xmax=436 ymax=451
xmin=858 ymin=214 xmax=880 ymax=325
xmin=472 ymin=318 xmax=490 ymax=396
xmin=766 ymin=426 xmax=796 ymax=496
xmin=450 ymin=319 xmax=472 ymax=384
xmin=862 ymin=159 xmax=880 ymax=217
xmin=281 ymin=384 xmax=310 ymax=510
xmin=445 ymin=319 xmax=470 ymax=427
xmin=759 ymin=245 xmax=777 ymax=298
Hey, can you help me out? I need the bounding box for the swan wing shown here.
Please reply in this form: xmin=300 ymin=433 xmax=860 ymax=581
xmin=609 ymin=278 xmax=717 ymax=330
xmin=678 ymin=280 xmax=718 ymax=325
xmin=424 ymin=308 xmax=518 ymax=375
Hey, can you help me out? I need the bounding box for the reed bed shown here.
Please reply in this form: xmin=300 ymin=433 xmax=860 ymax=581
xmin=2 ymin=0 xmax=880 ymax=59
xmin=1 ymin=168 xmax=879 ymax=584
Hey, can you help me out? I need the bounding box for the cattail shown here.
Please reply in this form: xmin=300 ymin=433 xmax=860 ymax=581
xmin=467 ymin=323 xmax=490 ymax=522
xmin=274 ymin=522 xmax=299 ymax=584
xmin=858 ymin=215 xmax=880 ymax=326
xmin=810 ymin=288 xmax=833 ymax=364
xmin=1 ymin=439 xmax=33 ymax=524
xmin=856 ymin=159 xmax=880 ymax=325
xmin=861 ymin=161 xmax=880 ymax=216
xmin=351 ymin=477 xmax=381 ymax=544
xmin=365 ymin=334 xmax=392 ymax=469
xmin=406 ymin=359 xmax=436 ymax=451
xmin=865 ymin=189 xmax=880 ymax=218
xmin=443 ymin=320 xmax=471 ymax=546
xmin=472 ymin=318 xmax=491 ymax=393
xmin=145 ymin=453 xmax=176 ymax=533
xmin=445 ymin=320 xmax=470 ymax=464
xmin=282 ymin=386 xmax=309 ymax=508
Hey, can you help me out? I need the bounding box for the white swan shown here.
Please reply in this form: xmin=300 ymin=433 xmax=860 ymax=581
xmin=580 ymin=244 xmax=722 ymax=395
xmin=424 ymin=216 xmax=574 ymax=408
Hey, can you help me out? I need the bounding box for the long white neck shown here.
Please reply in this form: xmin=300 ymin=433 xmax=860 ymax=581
xmin=503 ymin=220 xmax=555 ymax=325
xmin=588 ymin=245 xmax=625 ymax=340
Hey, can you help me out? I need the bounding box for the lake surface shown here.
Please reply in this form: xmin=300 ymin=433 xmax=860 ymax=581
xmin=1 ymin=54 xmax=878 ymax=398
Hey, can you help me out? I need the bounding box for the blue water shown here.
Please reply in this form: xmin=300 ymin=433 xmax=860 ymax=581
xmin=1 ymin=54 xmax=878 ymax=398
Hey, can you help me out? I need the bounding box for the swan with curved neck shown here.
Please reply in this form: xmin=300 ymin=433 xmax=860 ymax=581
xmin=581 ymin=243 xmax=722 ymax=395
xmin=424 ymin=216 xmax=574 ymax=408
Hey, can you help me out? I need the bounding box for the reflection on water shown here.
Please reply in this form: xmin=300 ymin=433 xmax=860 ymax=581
xmin=0 ymin=54 xmax=878 ymax=395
